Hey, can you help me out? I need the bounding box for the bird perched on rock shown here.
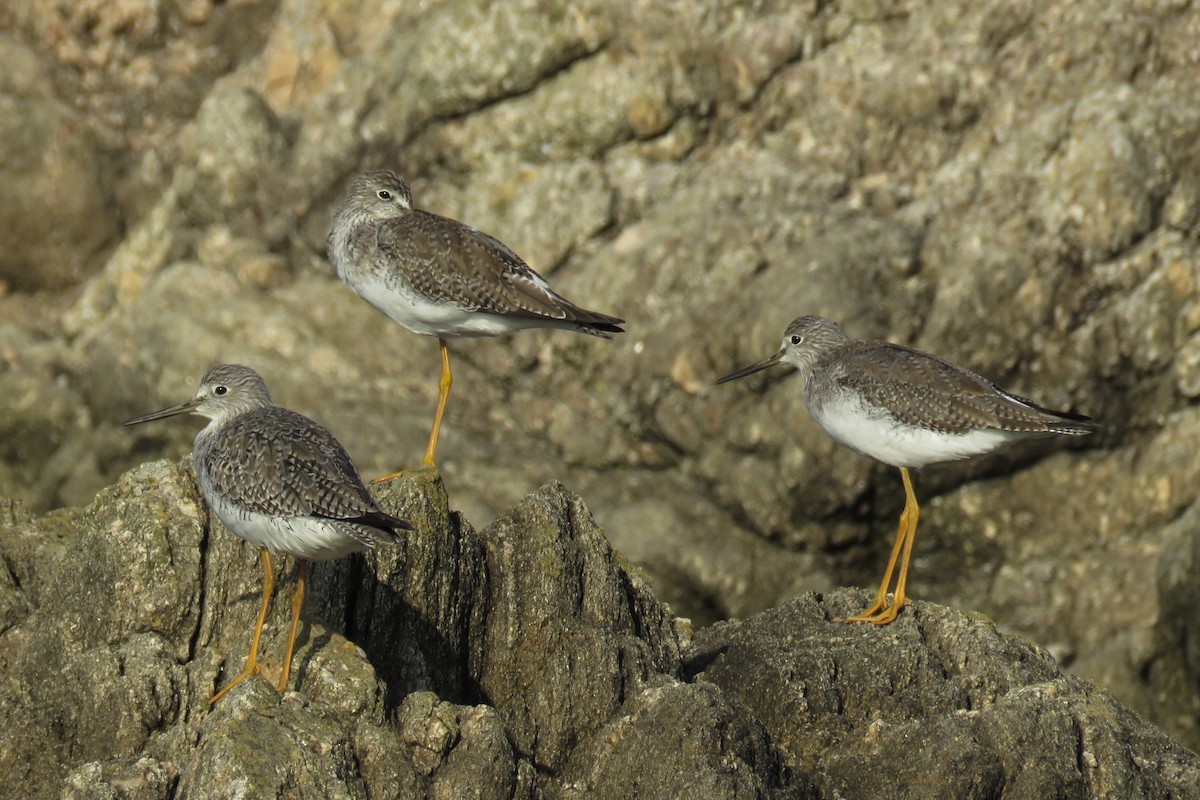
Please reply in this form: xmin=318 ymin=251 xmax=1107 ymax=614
xmin=124 ymin=364 xmax=412 ymax=702
xmin=327 ymin=169 xmax=624 ymax=477
xmin=717 ymin=315 xmax=1098 ymax=625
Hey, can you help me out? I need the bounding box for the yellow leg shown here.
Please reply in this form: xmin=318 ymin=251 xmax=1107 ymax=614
xmin=885 ymin=483 xmax=921 ymax=621
xmin=841 ymin=467 xmax=920 ymax=626
xmin=277 ymin=560 xmax=307 ymax=693
xmin=211 ymin=549 xmax=274 ymax=704
xmin=424 ymin=338 xmax=452 ymax=467
xmin=840 ymin=482 xmax=911 ymax=621
xmin=374 ymin=338 xmax=451 ymax=483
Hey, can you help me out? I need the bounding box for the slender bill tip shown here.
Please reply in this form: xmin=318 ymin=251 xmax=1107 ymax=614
xmin=714 ymin=351 xmax=784 ymax=385
xmin=122 ymin=400 xmax=201 ymax=427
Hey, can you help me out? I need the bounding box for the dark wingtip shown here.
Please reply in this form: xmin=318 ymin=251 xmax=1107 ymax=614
xmin=1050 ymin=413 xmax=1100 ymax=436
xmin=577 ymin=319 xmax=625 ymax=339
xmin=999 ymin=387 xmax=1100 ymax=436
xmin=1035 ymin=401 xmax=1100 ymax=435
xmin=389 ymin=516 xmax=418 ymax=534
xmin=358 ymin=509 xmax=416 ymax=535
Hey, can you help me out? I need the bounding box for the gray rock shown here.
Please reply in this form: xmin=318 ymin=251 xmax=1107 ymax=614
xmin=689 ymin=591 xmax=1200 ymax=799
xmin=177 ymin=680 xmax=361 ymax=799
xmin=176 ymin=86 xmax=294 ymax=243
xmin=467 ymin=480 xmax=681 ymax=772
xmin=393 ymin=692 xmax=517 ymax=799
xmin=0 ymin=36 xmax=117 ymax=291
xmin=1150 ymin=495 xmax=1200 ymax=750
xmin=63 ymin=757 xmax=177 ymax=800
xmin=0 ymin=366 xmax=90 ymax=510
xmin=309 ymin=467 xmax=485 ymax=709
xmin=555 ymin=677 xmax=780 ymax=800
xmin=603 ymin=488 xmax=835 ymax=626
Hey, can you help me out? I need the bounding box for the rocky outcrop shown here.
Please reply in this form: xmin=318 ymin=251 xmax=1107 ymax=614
xmin=3 ymin=0 xmax=1200 ymax=755
xmin=690 ymin=598 xmax=1200 ymax=799
xmin=1 ymin=464 xmax=1197 ymax=798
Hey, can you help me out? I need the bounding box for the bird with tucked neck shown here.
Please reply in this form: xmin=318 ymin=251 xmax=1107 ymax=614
xmin=717 ymin=316 xmax=1098 ymax=625
xmin=327 ymin=169 xmax=624 ymax=478
xmin=124 ymin=364 xmax=412 ymax=702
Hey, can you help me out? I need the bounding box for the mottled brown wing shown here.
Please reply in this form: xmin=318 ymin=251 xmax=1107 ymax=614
xmin=201 ymin=408 xmax=412 ymax=533
xmin=819 ymin=341 xmax=1093 ymax=435
xmin=376 ymin=210 xmax=622 ymax=327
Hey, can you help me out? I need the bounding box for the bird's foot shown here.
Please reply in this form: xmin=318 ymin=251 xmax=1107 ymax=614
xmin=372 ymin=463 xmax=439 ymax=484
xmin=838 ymin=596 xmax=907 ymax=626
xmin=210 ymin=663 xmax=266 ymax=705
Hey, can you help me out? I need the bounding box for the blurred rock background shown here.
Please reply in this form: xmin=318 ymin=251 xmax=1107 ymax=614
xmin=1 ymin=0 xmax=1198 ymax=752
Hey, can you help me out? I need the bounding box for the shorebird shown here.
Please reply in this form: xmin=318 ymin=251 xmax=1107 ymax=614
xmin=327 ymin=169 xmax=624 ymax=477
xmin=124 ymin=364 xmax=412 ymax=702
xmin=716 ymin=315 xmax=1098 ymax=625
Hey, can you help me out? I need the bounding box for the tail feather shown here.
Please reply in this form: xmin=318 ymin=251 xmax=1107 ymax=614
xmin=999 ymin=387 xmax=1099 ymax=436
xmin=575 ymin=320 xmax=625 ymax=339
xmin=362 ymin=508 xmax=416 ymax=536
xmin=1046 ymin=414 xmax=1100 ymax=436
xmin=563 ymin=305 xmax=624 ymax=338
xmin=335 ymin=509 xmax=415 ymax=544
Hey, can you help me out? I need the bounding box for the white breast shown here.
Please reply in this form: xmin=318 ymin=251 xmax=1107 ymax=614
xmin=207 ymin=492 xmax=367 ymax=561
xmin=347 ymin=272 xmax=548 ymax=338
xmin=808 ymin=394 xmax=1025 ymax=469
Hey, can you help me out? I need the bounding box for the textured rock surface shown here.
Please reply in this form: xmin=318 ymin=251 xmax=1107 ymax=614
xmin=1 ymin=465 xmax=1197 ymax=798
xmin=690 ymin=594 xmax=1200 ymax=799
xmin=1 ymin=0 xmax=1200 ymax=753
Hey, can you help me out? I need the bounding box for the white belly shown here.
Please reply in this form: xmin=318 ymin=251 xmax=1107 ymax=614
xmin=348 ymin=273 xmax=549 ymax=338
xmin=209 ymin=493 xmax=367 ymax=561
xmin=809 ymin=395 xmax=1024 ymax=469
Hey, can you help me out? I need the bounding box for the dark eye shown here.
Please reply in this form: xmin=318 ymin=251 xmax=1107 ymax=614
xmin=377 ymin=189 xmax=392 ymax=200
xmin=790 ymin=335 xmax=802 ymax=345
xmin=214 ymin=385 xmax=228 ymax=396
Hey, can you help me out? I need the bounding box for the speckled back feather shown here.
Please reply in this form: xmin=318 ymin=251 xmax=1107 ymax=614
xmin=376 ymin=211 xmax=623 ymax=332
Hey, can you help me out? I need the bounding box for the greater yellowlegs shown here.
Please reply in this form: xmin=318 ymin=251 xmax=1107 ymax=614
xmin=716 ymin=315 xmax=1098 ymax=625
xmin=123 ymin=364 xmax=412 ymax=702
xmin=327 ymin=169 xmax=624 ymax=477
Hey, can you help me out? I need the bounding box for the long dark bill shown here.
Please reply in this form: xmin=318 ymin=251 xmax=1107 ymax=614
xmin=714 ymin=351 xmax=785 ymax=385
xmin=123 ymin=400 xmax=201 ymax=426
